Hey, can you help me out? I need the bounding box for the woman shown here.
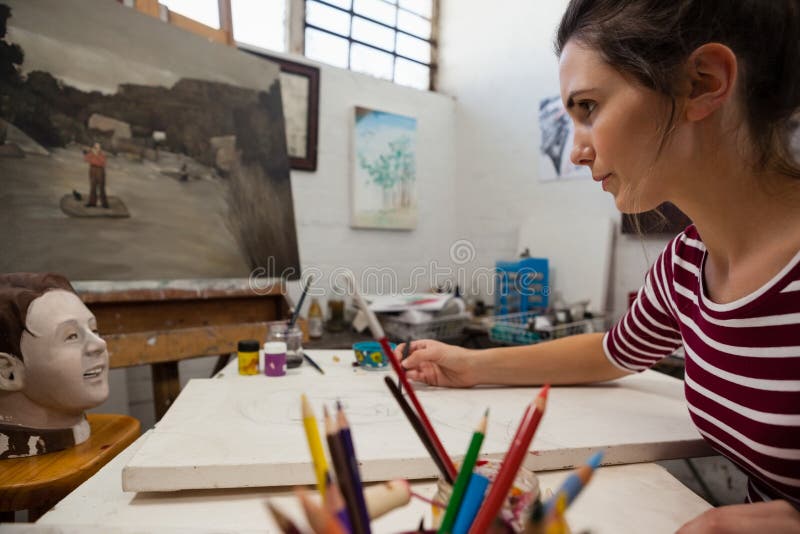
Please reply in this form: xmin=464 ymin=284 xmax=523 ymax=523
xmin=399 ymin=1 xmax=800 ymax=531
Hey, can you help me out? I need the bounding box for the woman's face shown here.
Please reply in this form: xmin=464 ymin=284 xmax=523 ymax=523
xmin=19 ymin=290 xmax=109 ymax=415
xmin=559 ymin=40 xmax=683 ymax=213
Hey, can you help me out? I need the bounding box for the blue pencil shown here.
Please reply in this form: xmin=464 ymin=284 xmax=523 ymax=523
xmin=543 ymin=451 xmax=604 ymax=516
xmin=451 ymin=473 xmax=490 ymax=534
xmin=336 ymin=401 xmax=371 ymax=534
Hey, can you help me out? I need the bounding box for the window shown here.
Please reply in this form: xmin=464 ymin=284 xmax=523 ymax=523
xmin=231 ymin=0 xmax=287 ymax=53
xmin=304 ymin=0 xmax=436 ymax=90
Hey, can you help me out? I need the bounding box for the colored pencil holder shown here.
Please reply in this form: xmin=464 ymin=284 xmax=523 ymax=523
xmin=353 ymin=341 xmax=396 ymax=369
xmin=432 ymin=459 xmax=539 ymax=532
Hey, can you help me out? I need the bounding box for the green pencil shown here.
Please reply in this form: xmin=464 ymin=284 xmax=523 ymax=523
xmin=437 ymin=408 xmax=489 ymax=534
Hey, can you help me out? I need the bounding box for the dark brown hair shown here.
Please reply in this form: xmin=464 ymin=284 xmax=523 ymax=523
xmin=555 ymin=0 xmax=800 ymax=178
xmin=0 ymin=273 xmax=76 ymax=361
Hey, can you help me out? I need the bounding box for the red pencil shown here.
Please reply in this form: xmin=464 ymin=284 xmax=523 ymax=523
xmin=346 ymin=274 xmax=457 ymax=481
xmin=468 ymin=385 xmax=550 ymax=534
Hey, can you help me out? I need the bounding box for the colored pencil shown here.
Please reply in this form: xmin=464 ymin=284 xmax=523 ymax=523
xmin=542 ymin=451 xmax=603 ymax=516
xmin=267 ymin=501 xmax=301 ymax=534
xmin=302 ymin=394 xmax=329 ymax=497
xmin=304 ymin=351 xmax=325 ymax=374
xmin=324 ymin=405 xmax=362 ymax=534
xmin=323 ymin=474 xmax=353 ymax=533
xmin=383 ymin=376 xmax=452 ymax=483
xmin=288 ymin=275 xmax=313 ymax=329
xmin=438 ymin=408 xmax=489 ymax=533
xmin=298 ymin=489 xmax=348 ymax=534
xmin=336 ymin=401 xmax=372 ymax=534
xmin=468 ymin=385 xmax=550 ymax=534
xmin=451 ymin=473 xmax=490 ymax=534
xmin=346 ymin=273 xmax=457 ymax=481
xmin=398 ymin=337 xmax=412 ymax=394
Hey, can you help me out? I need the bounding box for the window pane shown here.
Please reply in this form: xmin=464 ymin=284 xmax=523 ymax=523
xmin=394 ymin=57 xmax=429 ymax=90
xmin=306 ymin=0 xmax=351 ymax=35
xmin=398 ymin=0 xmax=431 ymax=18
xmin=350 ymin=43 xmax=393 ymax=80
xmin=316 ymin=0 xmax=352 ymax=9
xmin=232 ymin=0 xmax=286 ymax=52
xmin=353 ymin=0 xmax=396 ymax=26
xmin=397 ymin=9 xmax=430 ymax=39
xmin=396 ymin=32 xmax=430 ymax=63
xmin=352 ymin=16 xmax=395 ymax=51
xmin=161 ymin=0 xmax=219 ymax=28
xmin=305 ymin=28 xmax=349 ymax=68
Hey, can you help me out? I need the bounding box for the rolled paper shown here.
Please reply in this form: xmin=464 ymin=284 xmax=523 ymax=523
xmin=451 ymin=473 xmax=490 ymax=534
xmin=364 ymin=478 xmax=412 ymax=519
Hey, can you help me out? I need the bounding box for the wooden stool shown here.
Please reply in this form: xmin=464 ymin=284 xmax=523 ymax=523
xmin=0 ymin=414 xmax=140 ymax=522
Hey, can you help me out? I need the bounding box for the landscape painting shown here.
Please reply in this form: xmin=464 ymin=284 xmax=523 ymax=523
xmin=0 ymin=0 xmax=300 ymax=280
xmin=351 ymin=106 xmax=417 ymax=230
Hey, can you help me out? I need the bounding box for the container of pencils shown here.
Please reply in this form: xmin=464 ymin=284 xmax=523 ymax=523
xmin=433 ymin=459 xmax=539 ymax=533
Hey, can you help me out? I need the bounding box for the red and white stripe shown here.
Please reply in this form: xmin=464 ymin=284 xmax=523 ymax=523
xmin=604 ymin=226 xmax=800 ymax=507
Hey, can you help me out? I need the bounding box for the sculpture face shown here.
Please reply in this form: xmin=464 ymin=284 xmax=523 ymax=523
xmin=18 ymin=290 xmax=109 ymax=415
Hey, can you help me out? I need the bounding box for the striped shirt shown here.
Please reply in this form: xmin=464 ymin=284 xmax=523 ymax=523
xmin=604 ymin=225 xmax=800 ymax=507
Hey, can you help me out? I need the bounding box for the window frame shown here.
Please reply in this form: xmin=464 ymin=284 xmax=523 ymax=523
xmin=302 ymin=0 xmax=438 ymax=90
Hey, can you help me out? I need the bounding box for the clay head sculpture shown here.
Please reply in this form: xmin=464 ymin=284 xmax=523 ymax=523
xmin=0 ymin=273 xmax=109 ymax=458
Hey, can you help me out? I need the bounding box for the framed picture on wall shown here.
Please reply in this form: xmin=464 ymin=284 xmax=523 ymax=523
xmin=240 ymin=46 xmax=320 ymax=171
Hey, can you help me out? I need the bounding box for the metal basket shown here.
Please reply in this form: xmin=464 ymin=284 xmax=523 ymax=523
xmin=489 ymin=310 xmax=596 ymax=345
xmin=381 ymin=312 xmax=471 ymax=341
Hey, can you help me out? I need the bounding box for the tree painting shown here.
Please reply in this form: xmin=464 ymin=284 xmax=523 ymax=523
xmin=352 ymin=107 xmax=417 ymax=230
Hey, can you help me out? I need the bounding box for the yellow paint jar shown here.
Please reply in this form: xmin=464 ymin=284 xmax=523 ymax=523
xmin=237 ymin=339 xmax=260 ymax=375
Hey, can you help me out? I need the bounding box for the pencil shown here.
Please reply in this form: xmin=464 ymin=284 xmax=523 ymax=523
xmin=298 ymin=489 xmax=348 ymax=534
xmin=336 ymin=401 xmax=372 ymax=534
xmin=468 ymin=385 xmax=550 ymax=534
xmin=346 ymin=273 xmax=457 ymax=481
xmin=542 ymin=451 xmax=603 ymax=516
xmin=399 ymin=337 xmax=411 ymax=394
xmin=303 ymin=351 xmax=325 ymax=374
xmin=324 ymin=405 xmax=362 ymax=534
xmin=288 ymin=275 xmax=313 ymax=329
xmin=451 ymin=473 xmax=490 ymax=534
xmin=437 ymin=408 xmax=489 ymax=533
xmin=267 ymin=501 xmax=301 ymax=534
xmin=302 ymin=394 xmax=329 ymax=497
xmin=324 ymin=474 xmax=353 ymax=532
xmin=383 ymin=376 xmax=452 ymax=483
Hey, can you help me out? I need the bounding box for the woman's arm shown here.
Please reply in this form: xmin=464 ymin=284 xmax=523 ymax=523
xmin=399 ymin=333 xmax=632 ymax=388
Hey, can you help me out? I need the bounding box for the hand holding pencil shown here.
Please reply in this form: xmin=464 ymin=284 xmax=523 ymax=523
xmin=396 ymin=339 xmax=477 ymax=388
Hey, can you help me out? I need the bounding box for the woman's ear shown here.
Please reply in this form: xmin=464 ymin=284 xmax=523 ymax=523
xmin=0 ymin=352 xmax=25 ymax=392
xmin=684 ymin=43 xmax=738 ymax=122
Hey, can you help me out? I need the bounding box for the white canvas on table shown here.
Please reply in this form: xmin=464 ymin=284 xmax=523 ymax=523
xmin=122 ymin=353 xmax=711 ymax=492
xmin=351 ymin=107 xmax=418 ymax=230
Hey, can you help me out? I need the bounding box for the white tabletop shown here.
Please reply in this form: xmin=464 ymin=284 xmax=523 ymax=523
xmin=29 ymin=431 xmax=711 ymax=533
xmin=122 ymin=350 xmax=712 ymax=492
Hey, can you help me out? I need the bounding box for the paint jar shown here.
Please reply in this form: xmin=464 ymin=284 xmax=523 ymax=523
xmin=263 ymin=341 xmax=287 ymax=377
xmin=237 ymin=339 xmax=260 ymax=375
xmin=268 ymin=323 xmax=303 ymax=369
xmin=432 ymin=460 xmax=539 ymax=532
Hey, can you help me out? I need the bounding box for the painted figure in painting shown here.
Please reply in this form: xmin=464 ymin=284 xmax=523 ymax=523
xmin=0 ymin=273 xmax=109 ymax=459
xmin=83 ymin=142 xmax=109 ymax=208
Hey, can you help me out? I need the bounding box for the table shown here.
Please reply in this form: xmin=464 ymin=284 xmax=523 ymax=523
xmin=28 ymin=349 xmax=714 ymax=532
xmin=28 ymin=434 xmax=711 ymax=533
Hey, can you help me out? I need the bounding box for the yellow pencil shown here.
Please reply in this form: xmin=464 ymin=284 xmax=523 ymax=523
xmin=302 ymin=394 xmax=329 ymax=497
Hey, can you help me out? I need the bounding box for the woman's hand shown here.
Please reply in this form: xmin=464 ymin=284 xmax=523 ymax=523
xmin=677 ymin=500 xmax=800 ymax=533
xmin=395 ymin=339 xmax=478 ymax=388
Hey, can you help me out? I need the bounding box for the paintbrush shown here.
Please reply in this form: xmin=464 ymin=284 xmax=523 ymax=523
xmin=288 ymin=275 xmax=313 ymax=329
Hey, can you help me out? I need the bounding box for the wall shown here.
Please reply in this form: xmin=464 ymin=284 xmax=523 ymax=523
xmin=436 ymin=0 xmax=671 ymax=320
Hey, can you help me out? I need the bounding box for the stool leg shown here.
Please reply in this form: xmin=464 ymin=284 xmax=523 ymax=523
xmin=0 ymin=511 xmax=15 ymax=523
